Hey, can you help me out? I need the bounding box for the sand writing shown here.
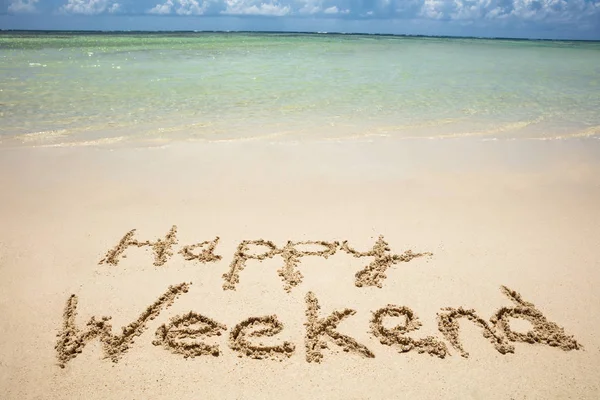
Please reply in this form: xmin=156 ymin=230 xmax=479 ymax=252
xmin=56 ymin=285 xmax=581 ymax=367
xmin=341 ymin=236 xmax=432 ymax=288
xmin=229 ymin=315 xmax=296 ymax=360
xmin=304 ymin=291 xmax=374 ymax=363
xmin=55 ymin=228 xmax=581 ymax=366
xmin=100 ymin=226 xmax=179 ymax=267
xmin=222 ymin=239 xmax=279 ymax=291
xmin=370 ymin=305 xmax=448 ymax=358
xmin=179 ymin=237 xmax=222 ymax=263
xmin=99 ymin=228 xmax=430 ymax=291
xmin=155 ymin=313 xmax=296 ymax=360
xmin=153 ymin=311 xmax=227 ymax=358
xmin=492 ymin=286 xmax=581 ymax=350
xmin=219 ymin=237 xmax=426 ymax=291
xmin=437 ymin=307 xmax=513 ymax=357
xmin=437 ymin=285 xmax=582 ymax=358
xmin=55 ymin=283 xmax=190 ymax=368
xmin=222 ymin=240 xmax=340 ymax=292
xmin=278 ymin=241 xmax=339 ymax=292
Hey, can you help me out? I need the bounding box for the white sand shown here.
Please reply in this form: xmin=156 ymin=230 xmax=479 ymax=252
xmin=1 ymin=139 xmax=599 ymax=399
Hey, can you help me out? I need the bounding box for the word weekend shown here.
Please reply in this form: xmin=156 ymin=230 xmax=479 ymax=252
xmin=56 ymin=283 xmax=581 ymax=367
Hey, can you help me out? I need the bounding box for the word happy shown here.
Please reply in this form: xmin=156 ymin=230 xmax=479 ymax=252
xmin=98 ymin=226 xmax=433 ymax=290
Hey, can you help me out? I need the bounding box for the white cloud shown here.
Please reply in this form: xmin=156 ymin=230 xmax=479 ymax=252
xmin=43 ymin=0 xmax=600 ymax=26
xmin=59 ymin=0 xmax=121 ymax=14
xmin=415 ymin=0 xmax=600 ymax=22
xmin=108 ymin=2 xmax=121 ymax=12
xmin=450 ymin=0 xmax=485 ymax=20
xmin=297 ymin=0 xmax=322 ymax=14
xmin=322 ymin=5 xmax=348 ymax=13
xmin=221 ymin=0 xmax=291 ymax=15
xmin=8 ymin=0 xmax=39 ymax=13
xmin=148 ymin=0 xmax=173 ymax=14
xmin=508 ymin=0 xmax=599 ymax=21
xmin=148 ymin=0 xmax=209 ymax=14
xmin=296 ymin=0 xmax=350 ymax=15
xmin=420 ymin=0 xmax=447 ymax=19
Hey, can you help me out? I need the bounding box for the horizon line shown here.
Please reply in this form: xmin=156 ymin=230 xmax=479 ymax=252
xmin=1 ymin=29 xmax=600 ymax=42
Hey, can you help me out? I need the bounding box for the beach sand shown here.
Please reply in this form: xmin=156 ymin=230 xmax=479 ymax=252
xmin=1 ymin=138 xmax=599 ymax=399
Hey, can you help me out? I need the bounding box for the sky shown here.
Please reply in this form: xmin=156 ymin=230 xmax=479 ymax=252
xmin=1 ymin=0 xmax=599 ymax=39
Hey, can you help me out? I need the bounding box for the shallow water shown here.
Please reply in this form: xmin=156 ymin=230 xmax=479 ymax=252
xmin=1 ymin=32 xmax=599 ymax=147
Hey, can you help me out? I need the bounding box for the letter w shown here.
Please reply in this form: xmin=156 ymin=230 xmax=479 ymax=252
xmin=55 ymin=282 xmax=190 ymax=367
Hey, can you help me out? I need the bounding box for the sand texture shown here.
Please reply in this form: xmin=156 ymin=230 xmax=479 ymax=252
xmin=1 ymin=139 xmax=599 ymax=399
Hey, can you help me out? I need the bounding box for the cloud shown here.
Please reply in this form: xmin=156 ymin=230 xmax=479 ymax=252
xmin=419 ymin=0 xmax=448 ymax=19
xmin=221 ymin=0 xmax=291 ymax=15
xmin=419 ymin=0 xmax=600 ymax=23
xmin=450 ymin=0 xmax=486 ymax=20
xmin=297 ymin=0 xmax=322 ymax=14
xmin=148 ymin=0 xmax=209 ymax=14
xmin=59 ymin=0 xmax=122 ymax=14
xmin=8 ymin=0 xmax=39 ymax=13
xmin=148 ymin=1 xmax=172 ymax=14
xmin=506 ymin=0 xmax=600 ymax=22
xmin=22 ymin=0 xmax=599 ymax=29
xmin=296 ymin=0 xmax=350 ymax=15
xmin=323 ymin=5 xmax=349 ymax=14
xmin=108 ymin=2 xmax=121 ymax=12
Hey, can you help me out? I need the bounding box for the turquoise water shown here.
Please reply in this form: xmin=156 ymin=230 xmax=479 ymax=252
xmin=1 ymin=32 xmax=599 ymax=147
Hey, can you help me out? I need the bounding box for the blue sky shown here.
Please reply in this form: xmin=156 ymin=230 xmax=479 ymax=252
xmin=1 ymin=0 xmax=599 ymax=39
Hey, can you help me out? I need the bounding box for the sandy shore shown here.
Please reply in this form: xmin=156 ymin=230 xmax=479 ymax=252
xmin=1 ymin=138 xmax=599 ymax=399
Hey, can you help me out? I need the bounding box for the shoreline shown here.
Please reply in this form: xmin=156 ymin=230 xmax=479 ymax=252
xmin=1 ymin=122 xmax=599 ymax=150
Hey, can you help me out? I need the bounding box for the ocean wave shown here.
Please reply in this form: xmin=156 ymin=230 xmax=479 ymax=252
xmin=35 ymin=136 xmax=127 ymax=148
xmin=432 ymin=117 xmax=545 ymax=139
xmin=19 ymin=129 xmax=70 ymax=142
xmin=549 ymin=125 xmax=600 ymax=140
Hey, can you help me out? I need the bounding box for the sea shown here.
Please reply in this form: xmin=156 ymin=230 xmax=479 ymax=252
xmin=0 ymin=31 xmax=599 ymax=147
